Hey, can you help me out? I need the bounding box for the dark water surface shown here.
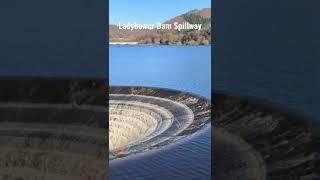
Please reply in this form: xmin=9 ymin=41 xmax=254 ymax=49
xmin=0 ymin=0 xmax=107 ymax=79
xmin=214 ymin=0 xmax=320 ymax=119
xmin=109 ymin=45 xmax=211 ymax=179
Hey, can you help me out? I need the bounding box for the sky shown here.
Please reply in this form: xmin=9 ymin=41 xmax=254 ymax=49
xmin=109 ymin=0 xmax=211 ymax=24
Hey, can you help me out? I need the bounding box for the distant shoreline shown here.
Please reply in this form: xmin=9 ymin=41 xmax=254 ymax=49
xmin=109 ymin=42 xmax=138 ymax=45
xmin=109 ymin=8 xmax=211 ymax=47
xmin=109 ymin=42 xmax=211 ymax=46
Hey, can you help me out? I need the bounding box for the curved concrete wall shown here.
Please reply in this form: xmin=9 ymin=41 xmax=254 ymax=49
xmin=0 ymin=103 xmax=107 ymax=179
xmin=213 ymin=94 xmax=320 ymax=180
xmin=109 ymin=96 xmax=192 ymax=155
xmin=109 ymin=87 xmax=211 ymax=160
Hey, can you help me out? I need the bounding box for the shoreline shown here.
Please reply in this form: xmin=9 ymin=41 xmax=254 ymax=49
xmin=109 ymin=42 xmax=138 ymax=45
xmin=109 ymin=42 xmax=212 ymax=46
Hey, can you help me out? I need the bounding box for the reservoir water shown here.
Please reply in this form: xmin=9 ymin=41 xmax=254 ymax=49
xmin=110 ymin=45 xmax=211 ymax=98
xmin=214 ymin=46 xmax=320 ymax=120
xmin=109 ymin=45 xmax=211 ymax=179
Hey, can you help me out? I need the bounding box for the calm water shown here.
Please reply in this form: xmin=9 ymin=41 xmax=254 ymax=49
xmin=214 ymin=58 xmax=320 ymax=119
xmin=109 ymin=45 xmax=211 ymax=179
xmin=1 ymin=1 xmax=107 ymax=79
xmin=110 ymin=45 xmax=211 ymax=98
xmin=214 ymin=0 xmax=320 ymax=120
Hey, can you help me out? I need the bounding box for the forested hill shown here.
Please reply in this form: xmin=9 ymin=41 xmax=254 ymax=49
xmin=109 ymin=8 xmax=212 ymax=45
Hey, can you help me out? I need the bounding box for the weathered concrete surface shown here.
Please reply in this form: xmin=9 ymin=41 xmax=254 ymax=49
xmin=109 ymin=95 xmax=193 ymax=152
xmin=213 ymin=128 xmax=266 ymax=180
xmin=213 ymin=94 xmax=320 ymax=180
xmin=0 ymin=103 xmax=107 ymax=179
xmin=0 ymin=79 xmax=107 ymax=179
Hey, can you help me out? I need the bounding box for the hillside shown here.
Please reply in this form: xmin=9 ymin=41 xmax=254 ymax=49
xmin=109 ymin=8 xmax=212 ymax=45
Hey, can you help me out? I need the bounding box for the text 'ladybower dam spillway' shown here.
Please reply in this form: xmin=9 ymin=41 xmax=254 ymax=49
xmin=109 ymin=86 xmax=211 ymax=160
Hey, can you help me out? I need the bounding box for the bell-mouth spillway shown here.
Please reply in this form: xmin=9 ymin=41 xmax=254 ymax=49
xmin=109 ymin=86 xmax=211 ymax=160
xmin=0 ymin=79 xmax=108 ymax=179
xmin=213 ymin=93 xmax=320 ymax=180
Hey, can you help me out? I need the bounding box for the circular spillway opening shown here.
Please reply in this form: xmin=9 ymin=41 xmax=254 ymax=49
xmin=109 ymin=100 xmax=170 ymax=151
xmin=109 ymin=87 xmax=211 ymax=160
xmin=0 ymin=103 xmax=107 ymax=179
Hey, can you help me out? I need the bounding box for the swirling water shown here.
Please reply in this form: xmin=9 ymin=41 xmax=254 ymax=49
xmin=109 ymin=45 xmax=211 ymax=179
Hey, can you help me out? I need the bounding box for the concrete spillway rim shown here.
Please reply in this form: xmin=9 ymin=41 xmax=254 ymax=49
xmin=213 ymin=128 xmax=266 ymax=180
xmin=109 ymin=94 xmax=195 ymax=153
xmin=109 ymin=99 xmax=175 ymax=150
xmin=0 ymin=102 xmax=106 ymax=112
xmin=110 ymin=93 xmax=195 ymax=130
xmin=109 ymin=88 xmax=211 ymax=161
xmin=109 ymin=123 xmax=211 ymax=165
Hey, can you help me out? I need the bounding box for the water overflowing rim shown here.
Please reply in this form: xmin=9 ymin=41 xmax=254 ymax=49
xmin=109 ymin=86 xmax=211 ymax=161
xmin=213 ymin=89 xmax=319 ymax=123
xmin=110 ymin=85 xmax=211 ymax=101
xmin=213 ymin=91 xmax=320 ymax=179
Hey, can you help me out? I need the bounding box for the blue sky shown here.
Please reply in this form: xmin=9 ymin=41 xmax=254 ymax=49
xmin=109 ymin=0 xmax=211 ymax=24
